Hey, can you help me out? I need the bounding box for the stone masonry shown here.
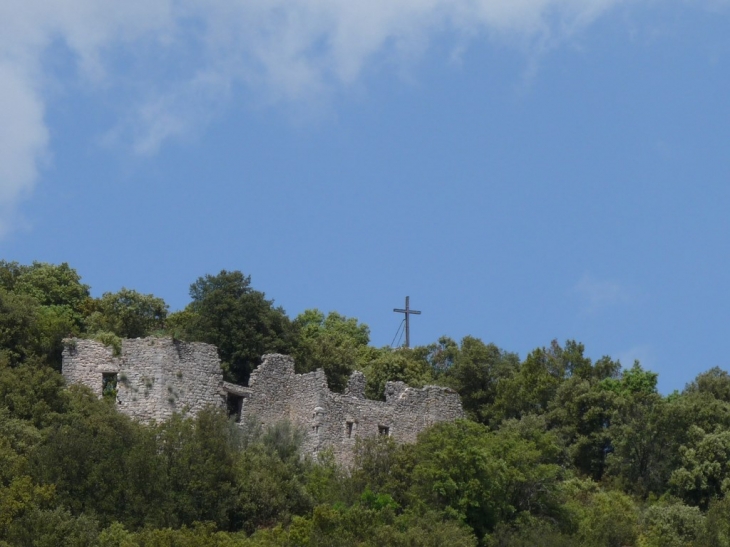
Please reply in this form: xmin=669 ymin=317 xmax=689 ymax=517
xmin=62 ymin=338 xmax=225 ymax=423
xmin=62 ymin=337 xmax=464 ymax=465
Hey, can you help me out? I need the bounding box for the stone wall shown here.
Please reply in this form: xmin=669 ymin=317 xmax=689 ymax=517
xmin=62 ymin=338 xmax=225 ymax=422
xmin=62 ymin=338 xmax=464 ymax=465
xmin=243 ymin=354 xmax=464 ymax=466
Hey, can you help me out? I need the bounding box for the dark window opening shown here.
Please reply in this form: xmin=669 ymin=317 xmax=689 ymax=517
xmin=346 ymin=421 xmax=354 ymax=438
xmin=102 ymin=373 xmax=118 ymax=400
xmin=378 ymin=425 xmax=389 ymax=436
xmin=313 ymin=425 xmax=320 ymax=434
xmin=227 ymin=394 xmax=244 ymax=422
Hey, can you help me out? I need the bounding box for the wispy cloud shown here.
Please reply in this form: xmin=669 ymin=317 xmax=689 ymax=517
xmin=574 ymin=274 xmax=632 ymax=312
xmin=0 ymin=62 xmax=48 ymax=237
xmin=0 ymin=0 xmax=175 ymax=234
xmin=0 ymin=0 xmax=726 ymax=234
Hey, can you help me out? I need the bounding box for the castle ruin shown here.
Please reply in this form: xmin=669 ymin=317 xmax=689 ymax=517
xmin=62 ymin=337 xmax=464 ymax=465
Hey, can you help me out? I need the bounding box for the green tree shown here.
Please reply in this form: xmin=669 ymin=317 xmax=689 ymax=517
xmin=11 ymin=262 xmax=89 ymax=312
xmin=0 ymin=262 xmax=90 ymax=367
xmin=548 ymin=378 xmax=618 ymax=480
xmin=601 ymin=360 xmax=659 ymax=396
xmin=424 ymin=336 xmax=459 ymax=376
xmin=545 ymin=354 xmax=621 ymax=481
xmin=295 ymin=309 xmax=369 ymax=347
xmin=487 ymin=518 xmax=578 ymax=547
xmin=29 ymin=386 xmax=163 ymax=529
xmin=174 ymin=271 xmax=295 ymax=385
xmin=4 ymin=507 xmax=100 ymax=547
xmin=684 ymin=367 xmax=730 ymax=403
xmin=0 ymin=408 xmax=56 ymax=541
xmin=443 ymin=336 xmax=519 ymax=425
xmin=0 ymin=289 xmax=40 ymax=366
xmin=564 ymin=484 xmax=639 ymax=547
xmin=349 ymin=435 xmax=406 ymax=504
xmin=492 ymin=340 xmax=572 ymax=422
xmin=292 ymin=309 xmax=370 ymax=392
xmin=399 ymin=419 xmax=566 ymax=540
xmin=0 ymin=359 xmax=69 ymax=427
xmin=360 ymin=348 xmax=436 ymax=400
xmin=670 ymin=426 xmax=730 ymax=508
xmin=85 ymin=288 xmax=168 ymax=339
xmin=605 ymin=392 xmax=674 ymax=497
xmin=154 ymin=409 xmax=239 ymax=529
xmin=234 ymin=421 xmax=312 ymax=533
xmin=638 ymin=501 xmax=704 ymax=547
xmin=698 ymin=496 xmax=730 ymax=547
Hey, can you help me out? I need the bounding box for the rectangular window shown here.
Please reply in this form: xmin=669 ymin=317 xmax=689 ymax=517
xmin=226 ymin=394 xmax=244 ymax=423
xmin=346 ymin=421 xmax=354 ymax=438
xmin=378 ymin=425 xmax=389 ymax=436
xmin=102 ymin=373 xmax=118 ymax=400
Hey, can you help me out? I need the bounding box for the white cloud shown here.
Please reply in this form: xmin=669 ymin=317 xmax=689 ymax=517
xmin=3 ymin=0 xmax=724 ymax=234
xmin=0 ymin=0 xmax=175 ymax=234
xmin=110 ymin=75 xmax=223 ymax=156
xmin=0 ymin=63 xmax=48 ymax=237
xmin=574 ymin=274 xmax=631 ymax=312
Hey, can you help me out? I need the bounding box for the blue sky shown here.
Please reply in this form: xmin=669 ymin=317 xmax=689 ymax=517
xmin=2 ymin=0 xmax=730 ymax=392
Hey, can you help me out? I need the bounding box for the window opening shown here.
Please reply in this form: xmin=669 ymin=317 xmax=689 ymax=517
xmin=102 ymin=373 xmax=118 ymax=401
xmin=346 ymin=421 xmax=354 ymax=438
xmin=227 ymin=394 xmax=244 ymax=423
xmin=378 ymin=425 xmax=390 ymax=436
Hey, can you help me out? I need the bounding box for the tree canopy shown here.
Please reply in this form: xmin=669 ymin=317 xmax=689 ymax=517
xmin=169 ymin=270 xmax=296 ymax=385
xmin=2 ymin=259 xmax=730 ymax=546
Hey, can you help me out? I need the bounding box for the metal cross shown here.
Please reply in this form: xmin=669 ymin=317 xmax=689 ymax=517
xmin=393 ymin=296 xmax=421 ymax=348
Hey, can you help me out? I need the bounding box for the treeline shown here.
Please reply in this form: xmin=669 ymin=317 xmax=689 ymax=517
xmin=3 ymin=261 xmax=730 ymax=546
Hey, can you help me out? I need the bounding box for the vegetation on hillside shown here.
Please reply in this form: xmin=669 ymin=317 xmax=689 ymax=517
xmin=2 ymin=260 xmax=730 ymax=546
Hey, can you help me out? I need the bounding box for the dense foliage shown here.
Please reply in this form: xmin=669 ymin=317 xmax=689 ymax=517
xmin=3 ymin=260 xmax=730 ymax=546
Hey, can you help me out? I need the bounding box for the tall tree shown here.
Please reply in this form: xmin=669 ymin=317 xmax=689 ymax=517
xmin=292 ymin=309 xmax=370 ymax=392
xmin=0 ymin=262 xmax=90 ymax=368
xmin=443 ymin=336 xmax=519 ymax=425
xmin=684 ymin=367 xmax=730 ymax=403
xmin=547 ymin=378 xmax=618 ymax=480
xmin=174 ymin=270 xmax=295 ymax=385
xmin=360 ymin=347 xmax=437 ymax=400
xmin=492 ymin=340 xmax=570 ymax=422
xmin=0 ymin=289 xmax=40 ymax=367
xmin=9 ymin=262 xmax=89 ymax=313
xmin=85 ymin=288 xmax=168 ymax=339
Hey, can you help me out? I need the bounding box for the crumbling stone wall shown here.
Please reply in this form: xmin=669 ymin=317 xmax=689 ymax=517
xmin=62 ymin=338 xmax=225 ymax=422
xmin=62 ymin=339 xmax=464 ymax=465
xmin=243 ymin=354 xmax=464 ymax=466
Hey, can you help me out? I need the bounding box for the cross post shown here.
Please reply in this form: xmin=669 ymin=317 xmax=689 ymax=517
xmin=393 ymin=296 xmax=421 ymax=348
